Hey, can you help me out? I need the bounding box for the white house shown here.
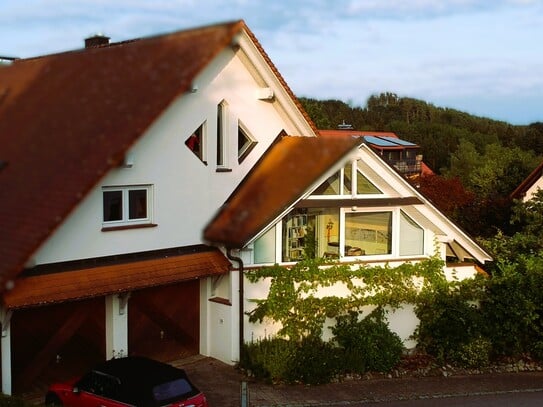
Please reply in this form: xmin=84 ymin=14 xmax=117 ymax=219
xmin=0 ymin=20 xmax=316 ymax=395
xmin=0 ymin=20 xmax=491 ymax=396
xmin=204 ymin=133 xmax=492 ymax=348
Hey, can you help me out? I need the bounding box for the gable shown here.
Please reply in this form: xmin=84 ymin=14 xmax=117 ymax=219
xmin=205 ymin=140 xmax=492 ymax=264
xmin=0 ymin=20 xmax=318 ymax=290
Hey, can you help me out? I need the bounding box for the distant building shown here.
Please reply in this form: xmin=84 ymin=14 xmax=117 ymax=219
xmin=320 ymin=129 xmax=434 ymax=178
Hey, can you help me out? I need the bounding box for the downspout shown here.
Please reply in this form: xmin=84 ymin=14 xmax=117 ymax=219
xmin=227 ymin=248 xmax=244 ymax=362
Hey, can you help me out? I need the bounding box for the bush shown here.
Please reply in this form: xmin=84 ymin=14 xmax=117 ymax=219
xmin=414 ymin=286 xmax=484 ymax=363
xmin=331 ymin=308 xmax=404 ymax=373
xmin=450 ymin=337 xmax=492 ymax=368
xmin=240 ymin=337 xmax=295 ymax=382
xmin=240 ymin=336 xmax=339 ymax=384
xmin=284 ymin=336 xmax=341 ymax=385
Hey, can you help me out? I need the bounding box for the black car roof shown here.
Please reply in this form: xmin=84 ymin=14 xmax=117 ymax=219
xmin=91 ymin=356 xmax=199 ymax=406
xmin=94 ymin=356 xmax=187 ymax=383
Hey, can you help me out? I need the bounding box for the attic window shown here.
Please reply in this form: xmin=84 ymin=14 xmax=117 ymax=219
xmin=238 ymin=122 xmax=257 ymax=163
xmin=185 ymin=123 xmax=207 ymax=164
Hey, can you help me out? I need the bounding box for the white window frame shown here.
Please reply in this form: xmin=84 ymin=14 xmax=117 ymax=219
xmin=102 ymin=185 xmax=153 ymax=227
xmin=216 ymin=101 xmax=229 ymax=169
xmin=238 ymin=121 xmax=257 ymax=163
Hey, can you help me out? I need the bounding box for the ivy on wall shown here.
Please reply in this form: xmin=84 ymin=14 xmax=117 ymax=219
xmin=246 ymin=256 xmax=447 ymax=341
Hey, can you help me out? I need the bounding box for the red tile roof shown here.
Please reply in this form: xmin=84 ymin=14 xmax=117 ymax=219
xmin=203 ymin=135 xmax=362 ymax=247
xmin=3 ymin=249 xmax=230 ymax=309
xmin=0 ymin=20 xmax=316 ymax=291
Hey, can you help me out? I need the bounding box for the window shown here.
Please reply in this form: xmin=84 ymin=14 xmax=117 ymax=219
xmin=345 ymin=211 xmax=392 ymax=256
xmin=217 ymin=102 xmax=227 ymax=167
xmin=185 ymin=123 xmax=206 ymax=164
xmin=238 ymin=122 xmax=257 ymax=163
xmin=103 ymin=185 xmax=152 ymax=227
xmin=254 ymin=226 xmax=276 ymax=264
xmin=399 ymin=210 xmax=424 ymax=255
xmin=312 ymin=160 xmax=381 ymax=196
xmin=278 ymin=207 xmax=424 ymax=262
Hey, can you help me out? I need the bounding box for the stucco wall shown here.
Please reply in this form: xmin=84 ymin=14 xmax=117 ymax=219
xmin=30 ymin=49 xmax=291 ymax=265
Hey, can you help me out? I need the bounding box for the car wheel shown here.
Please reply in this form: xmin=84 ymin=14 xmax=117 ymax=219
xmin=45 ymin=393 xmax=63 ymax=407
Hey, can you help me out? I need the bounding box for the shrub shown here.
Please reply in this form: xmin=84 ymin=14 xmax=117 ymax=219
xmin=331 ymin=308 xmax=404 ymax=373
xmin=414 ymin=286 xmax=484 ymax=363
xmin=240 ymin=336 xmax=339 ymax=384
xmin=284 ymin=336 xmax=341 ymax=385
xmin=450 ymin=336 xmax=492 ymax=368
xmin=240 ymin=337 xmax=295 ymax=382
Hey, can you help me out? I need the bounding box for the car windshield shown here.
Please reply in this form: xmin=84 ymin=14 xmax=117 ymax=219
xmin=152 ymin=378 xmax=194 ymax=402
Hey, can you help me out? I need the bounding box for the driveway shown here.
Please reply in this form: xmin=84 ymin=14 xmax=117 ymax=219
xmin=176 ymin=356 xmax=543 ymax=407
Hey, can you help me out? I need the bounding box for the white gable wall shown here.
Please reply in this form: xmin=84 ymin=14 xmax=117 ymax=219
xmin=30 ymin=47 xmax=301 ymax=265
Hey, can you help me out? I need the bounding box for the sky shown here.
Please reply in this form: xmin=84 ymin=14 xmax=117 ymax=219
xmin=1 ymin=0 xmax=542 ymax=125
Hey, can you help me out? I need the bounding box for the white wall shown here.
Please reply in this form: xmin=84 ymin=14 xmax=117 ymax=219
xmin=30 ymin=48 xmax=294 ymax=265
xmin=243 ymin=264 xmax=479 ymax=351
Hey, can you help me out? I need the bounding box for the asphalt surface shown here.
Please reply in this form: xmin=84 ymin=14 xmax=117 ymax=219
xmin=175 ymin=356 xmax=543 ymax=407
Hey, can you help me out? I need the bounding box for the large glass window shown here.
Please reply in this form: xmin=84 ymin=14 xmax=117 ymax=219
xmin=276 ymin=207 xmax=424 ymax=263
xmin=345 ymin=211 xmax=392 ymax=256
xmin=281 ymin=208 xmax=340 ymax=261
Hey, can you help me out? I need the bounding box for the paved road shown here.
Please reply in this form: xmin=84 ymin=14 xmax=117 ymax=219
xmin=362 ymin=389 xmax=543 ymax=406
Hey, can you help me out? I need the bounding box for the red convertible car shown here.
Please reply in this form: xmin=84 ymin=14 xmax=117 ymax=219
xmin=45 ymin=356 xmax=208 ymax=407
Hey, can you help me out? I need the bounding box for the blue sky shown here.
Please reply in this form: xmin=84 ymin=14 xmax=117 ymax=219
xmin=1 ymin=0 xmax=542 ymax=125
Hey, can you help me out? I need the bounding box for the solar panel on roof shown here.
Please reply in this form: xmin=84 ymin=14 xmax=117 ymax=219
xmin=363 ymin=136 xmax=399 ymax=147
xmin=380 ymin=136 xmax=417 ymax=146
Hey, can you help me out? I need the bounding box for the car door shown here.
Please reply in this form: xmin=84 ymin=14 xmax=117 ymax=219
xmin=72 ymin=371 xmax=128 ymax=407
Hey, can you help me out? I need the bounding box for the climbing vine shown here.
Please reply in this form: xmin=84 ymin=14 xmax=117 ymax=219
xmin=246 ymin=256 xmax=447 ymax=341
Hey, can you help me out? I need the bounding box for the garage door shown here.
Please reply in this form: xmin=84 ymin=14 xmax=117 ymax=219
xmin=128 ymin=279 xmax=200 ymax=362
xmin=10 ymin=297 xmax=105 ymax=393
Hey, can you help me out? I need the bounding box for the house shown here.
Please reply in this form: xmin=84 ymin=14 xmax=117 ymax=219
xmin=511 ymin=160 xmax=543 ymax=202
xmin=0 ymin=20 xmax=491 ymax=396
xmin=0 ymin=20 xmax=317 ymax=395
xmin=204 ymin=132 xmax=492 ymax=346
xmin=320 ymin=129 xmax=434 ymax=178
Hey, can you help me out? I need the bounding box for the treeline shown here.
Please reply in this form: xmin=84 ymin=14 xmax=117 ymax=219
xmin=300 ymin=92 xmax=543 ymax=174
xmin=300 ymin=93 xmax=543 ymax=237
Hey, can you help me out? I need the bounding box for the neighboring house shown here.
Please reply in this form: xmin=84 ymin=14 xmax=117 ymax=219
xmin=0 ymin=20 xmax=492 ymax=397
xmin=320 ymin=129 xmax=434 ymax=178
xmin=511 ymin=160 xmax=543 ymax=202
xmin=0 ymin=20 xmax=316 ymax=395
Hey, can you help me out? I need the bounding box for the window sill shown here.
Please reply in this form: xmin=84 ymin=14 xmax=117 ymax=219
xmin=209 ymin=297 xmax=232 ymax=306
xmin=101 ymin=223 xmax=158 ymax=232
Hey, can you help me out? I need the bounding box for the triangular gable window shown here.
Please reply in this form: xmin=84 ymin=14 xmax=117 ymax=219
xmin=312 ymin=161 xmax=382 ymax=196
xmin=238 ymin=122 xmax=257 ymax=163
xmin=185 ymin=123 xmax=206 ymax=164
xmin=356 ymin=171 xmax=381 ymax=194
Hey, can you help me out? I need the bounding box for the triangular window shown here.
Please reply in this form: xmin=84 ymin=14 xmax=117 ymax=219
xmin=238 ymin=122 xmax=257 ymax=163
xmin=356 ymin=170 xmax=381 ymax=194
xmin=185 ymin=123 xmax=206 ymax=164
xmin=313 ymin=171 xmax=341 ymax=195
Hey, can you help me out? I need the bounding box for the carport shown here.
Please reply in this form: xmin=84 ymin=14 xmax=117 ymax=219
xmin=0 ymin=247 xmax=230 ymax=395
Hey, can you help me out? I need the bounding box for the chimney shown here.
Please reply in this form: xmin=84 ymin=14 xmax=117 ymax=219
xmin=85 ymin=34 xmax=110 ymax=48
